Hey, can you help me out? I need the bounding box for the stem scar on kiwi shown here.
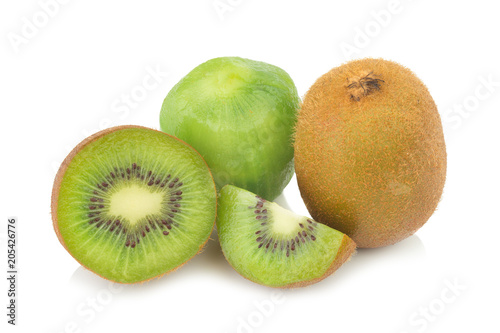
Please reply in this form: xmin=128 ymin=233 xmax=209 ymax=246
xmin=51 ymin=125 xmax=217 ymax=284
xmin=346 ymin=71 xmax=385 ymax=101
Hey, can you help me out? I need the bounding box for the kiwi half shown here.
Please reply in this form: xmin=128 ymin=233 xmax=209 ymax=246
xmin=160 ymin=57 xmax=300 ymax=201
xmin=51 ymin=126 xmax=217 ymax=283
xmin=216 ymin=185 xmax=356 ymax=288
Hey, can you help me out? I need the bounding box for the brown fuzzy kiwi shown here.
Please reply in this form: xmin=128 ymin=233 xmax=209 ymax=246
xmin=294 ymin=58 xmax=447 ymax=248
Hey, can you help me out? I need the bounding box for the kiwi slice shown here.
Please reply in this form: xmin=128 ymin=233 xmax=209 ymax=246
xmin=216 ymin=185 xmax=356 ymax=288
xmin=51 ymin=126 xmax=217 ymax=283
xmin=160 ymin=57 xmax=300 ymax=201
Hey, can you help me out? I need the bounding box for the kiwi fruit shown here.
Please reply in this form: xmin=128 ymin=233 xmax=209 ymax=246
xmin=160 ymin=56 xmax=300 ymax=201
xmin=216 ymin=185 xmax=356 ymax=288
xmin=294 ymin=58 xmax=447 ymax=248
xmin=51 ymin=125 xmax=217 ymax=283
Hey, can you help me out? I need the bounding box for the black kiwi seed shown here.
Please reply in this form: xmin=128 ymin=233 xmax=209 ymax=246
xmin=249 ymin=196 xmax=318 ymax=255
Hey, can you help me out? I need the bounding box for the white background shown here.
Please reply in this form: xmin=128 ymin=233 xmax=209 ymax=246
xmin=1 ymin=0 xmax=499 ymax=332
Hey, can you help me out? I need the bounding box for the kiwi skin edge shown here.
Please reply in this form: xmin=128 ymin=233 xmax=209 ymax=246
xmin=219 ymin=232 xmax=356 ymax=289
xmin=280 ymin=235 xmax=356 ymax=288
xmin=51 ymin=125 xmax=218 ymax=284
xmin=284 ymin=234 xmax=356 ymax=288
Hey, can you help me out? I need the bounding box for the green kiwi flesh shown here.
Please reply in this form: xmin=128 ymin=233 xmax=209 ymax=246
xmin=160 ymin=57 xmax=300 ymax=201
xmin=51 ymin=126 xmax=217 ymax=283
xmin=216 ymin=185 xmax=356 ymax=288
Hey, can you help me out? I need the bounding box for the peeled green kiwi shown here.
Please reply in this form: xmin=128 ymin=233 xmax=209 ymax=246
xmin=51 ymin=126 xmax=217 ymax=283
xmin=216 ymin=185 xmax=356 ymax=288
xmin=160 ymin=56 xmax=300 ymax=201
xmin=294 ymin=58 xmax=447 ymax=248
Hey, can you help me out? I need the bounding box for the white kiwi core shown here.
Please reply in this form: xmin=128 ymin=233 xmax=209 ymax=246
xmin=270 ymin=203 xmax=302 ymax=235
xmin=109 ymin=184 xmax=163 ymax=225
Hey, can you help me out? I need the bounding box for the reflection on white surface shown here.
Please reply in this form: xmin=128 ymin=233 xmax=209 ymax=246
xmin=353 ymin=234 xmax=427 ymax=265
xmin=69 ymin=230 xmax=427 ymax=293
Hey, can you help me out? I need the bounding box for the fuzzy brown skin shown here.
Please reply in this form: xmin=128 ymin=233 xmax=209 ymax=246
xmin=294 ymin=58 xmax=447 ymax=248
xmin=51 ymin=125 xmax=217 ymax=284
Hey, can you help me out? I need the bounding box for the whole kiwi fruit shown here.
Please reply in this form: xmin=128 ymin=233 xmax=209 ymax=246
xmin=294 ymin=58 xmax=446 ymax=248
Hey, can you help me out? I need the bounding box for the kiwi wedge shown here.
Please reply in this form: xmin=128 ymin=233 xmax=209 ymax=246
xmin=51 ymin=126 xmax=217 ymax=283
xmin=160 ymin=57 xmax=300 ymax=201
xmin=216 ymin=185 xmax=356 ymax=288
